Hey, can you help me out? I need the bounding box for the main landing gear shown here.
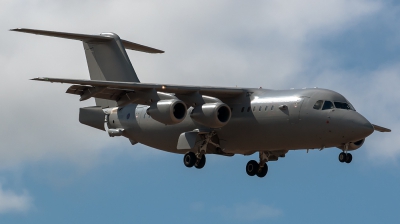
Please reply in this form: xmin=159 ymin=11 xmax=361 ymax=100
xmin=338 ymin=143 xmax=352 ymax=163
xmin=246 ymin=151 xmax=269 ymax=178
xmin=183 ymin=152 xmax=206 ymax=169
xmin=182 ymin=131 xmax=218 ymax=170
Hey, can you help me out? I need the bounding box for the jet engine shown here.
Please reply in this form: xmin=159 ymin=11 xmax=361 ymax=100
xmin=190 ymin=103 xmax=231 ymax=128
xmin=147 ymin=99 xmax=187 ymax=125
xmin=337 ymin=139 xmax=365 ymax=151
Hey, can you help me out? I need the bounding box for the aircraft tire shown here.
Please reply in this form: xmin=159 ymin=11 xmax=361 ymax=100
xmin=246 ymin=160 xmax=259 ymax=176
xmin=194 ymin=154 xmax=206 ymax=169
xmin=183 ymin=152 xmax=196 ymax=168
xmin=345 ymin=153 xmax=352 ymax=164
xmin=256 ymin=163 xmax=268 ymax=178
xmin=338 ymin=152 xmax=347 ymax=163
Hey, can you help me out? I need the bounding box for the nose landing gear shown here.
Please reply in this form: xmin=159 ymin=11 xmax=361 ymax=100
xmin=246 ymin=151 xmax=269 ymax=178
xmin=338 ymin=143 xmax=353 ymax=163
xmin=338 ymin=152 xmax=352 ymax=163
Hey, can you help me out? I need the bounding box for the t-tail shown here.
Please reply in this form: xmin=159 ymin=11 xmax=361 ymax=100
xmin=10 ymin=28 xmax=164 ymax=108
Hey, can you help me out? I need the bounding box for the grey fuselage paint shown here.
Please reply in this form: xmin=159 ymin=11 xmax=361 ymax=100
xmin=105 ymin=88 xmax=374 ymax=155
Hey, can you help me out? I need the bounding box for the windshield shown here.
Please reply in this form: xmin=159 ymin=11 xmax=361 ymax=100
xmin=334 ymin=102 xmax=354 ymax=110
xmin=313 ymin=100 xmax=356 ymax=111
xmin=322 ymin=101 xmax=334 ymax=110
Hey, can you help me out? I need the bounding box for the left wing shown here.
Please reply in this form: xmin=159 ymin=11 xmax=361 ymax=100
xmin=32 ymin=77 xmax=248 ymax=107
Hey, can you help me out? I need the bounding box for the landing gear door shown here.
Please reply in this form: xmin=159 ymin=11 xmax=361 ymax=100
xmin=289 ymin=96 xmax=309 ymax=124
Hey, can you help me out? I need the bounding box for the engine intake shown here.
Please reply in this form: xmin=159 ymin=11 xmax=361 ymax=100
xmin=190 ymin=103 xmax=231 ymax=128
xmin=147 ymin=99 xmax=187 ymax=125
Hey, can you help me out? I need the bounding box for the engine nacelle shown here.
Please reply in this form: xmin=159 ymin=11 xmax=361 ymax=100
xmin=147 ymin=99 xmax=187 ymax=125
xmin=190 ymin=103 xmax=231 ymax=128
xmin=337 ymin=139 xmax=365 ymax=151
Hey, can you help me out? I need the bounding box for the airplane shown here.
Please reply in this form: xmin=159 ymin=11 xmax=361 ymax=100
xmin=11 ymin=28 xmax=391 ymax=178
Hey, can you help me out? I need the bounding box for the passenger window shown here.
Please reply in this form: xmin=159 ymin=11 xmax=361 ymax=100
xmin=265 ymin=106 xmax=268 ymax=111
xmin=271 ymin=105 xmax=274 ymax=110
xmin=241 ymin=107 xmax=244 ymax=112
xmin=313 ymin=100 xmax=323 ymax=110
xmin=322 ymin=101 xmax=334 ymax=110
xmin=259 ymin=106 xmax=261 ymax=111
xmin=253 ymin=106 xmax=255 ymax=111
xmin=247 ymin=107 xmax=251 ymax=112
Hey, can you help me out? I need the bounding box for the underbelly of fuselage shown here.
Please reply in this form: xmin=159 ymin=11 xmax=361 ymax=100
xmin=117 ymin=105 xmax=345 ymax=155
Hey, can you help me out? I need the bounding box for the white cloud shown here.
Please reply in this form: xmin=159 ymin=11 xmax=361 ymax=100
xmin=0 ymin=184 xmax=32 ymax=213
xmin=215 ymin=201 xmax=282 ymax=221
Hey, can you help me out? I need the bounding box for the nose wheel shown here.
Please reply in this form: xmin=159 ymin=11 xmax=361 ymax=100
xmin=339 ymin=143 xmax=353 ymax=164
xmin=338 ymin=152 xmax=352 ymax=163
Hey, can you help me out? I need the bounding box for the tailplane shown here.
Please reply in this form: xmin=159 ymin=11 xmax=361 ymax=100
xmin=11 ymin=28 xmax=163 ymax=108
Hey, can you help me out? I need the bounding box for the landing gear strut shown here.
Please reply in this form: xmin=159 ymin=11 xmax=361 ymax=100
xmin=338 ymin=143 xmax=353 ymax=163
xmin=182 ymin=131 xmax=219 ymax=170
xmin=246 ymin=151 xmax=269 ymax=178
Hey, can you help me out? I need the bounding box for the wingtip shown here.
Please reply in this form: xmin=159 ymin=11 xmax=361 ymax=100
xmin=31 ymin=77 xmax=47 ymax=81
xmin=10 ymin=28 xmax=23 ymax=32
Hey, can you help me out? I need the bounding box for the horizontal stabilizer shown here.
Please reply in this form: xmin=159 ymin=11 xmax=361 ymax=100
xmin=10 ymin=28 xmax=164 ymax=53
xmin=372 ymin=124 xmax=391 ymax=132
xmin=79 ymin=106 xmax=106 ymax=131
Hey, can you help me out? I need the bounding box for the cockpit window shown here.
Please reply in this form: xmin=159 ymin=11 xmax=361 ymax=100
xmin=322 ymin=101 xmax=334 ymax=110
xmin=347 ymin=102 xmax=356 ymax=111
xmin=334 ymin=102 xmax=352 ymax=110
xmin=313 ymin=100 xmax=323 ymax=110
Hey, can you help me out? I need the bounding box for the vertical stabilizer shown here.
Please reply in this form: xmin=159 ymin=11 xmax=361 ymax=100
xmin=83 ymin=33 xmax=139 ymax=108
xmin=10 ymin=28 xmax=164 ymax=108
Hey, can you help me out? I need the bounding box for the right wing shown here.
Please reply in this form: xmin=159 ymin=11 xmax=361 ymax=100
xmin=372 ymin=124 xmax=391 ymax=132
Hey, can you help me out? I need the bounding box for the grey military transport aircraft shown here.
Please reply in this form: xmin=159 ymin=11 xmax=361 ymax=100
xmin=12 ymin=28 xmax=391 ymax=178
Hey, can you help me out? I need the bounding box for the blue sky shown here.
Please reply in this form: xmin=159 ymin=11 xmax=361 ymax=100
xmin=1 ymin=0 xmax=399 ymax=223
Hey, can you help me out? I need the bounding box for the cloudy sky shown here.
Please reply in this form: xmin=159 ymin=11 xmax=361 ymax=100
xmin=1 ymin=0 xmax=399 ymax=223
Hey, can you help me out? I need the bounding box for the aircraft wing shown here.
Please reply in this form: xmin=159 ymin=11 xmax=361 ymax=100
xmin=372 ymin=124 xmax=391 ymax=132
xmin=32 ymin=77 xmax=247 ymax=106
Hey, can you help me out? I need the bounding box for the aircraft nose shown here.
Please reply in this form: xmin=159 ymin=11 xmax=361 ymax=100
xmin=351 ymin=113 xmax=374 ymax=138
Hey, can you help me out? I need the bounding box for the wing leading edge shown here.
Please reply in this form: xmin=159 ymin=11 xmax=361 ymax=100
xmin=32 ymin=77 xmax=247 ymax=107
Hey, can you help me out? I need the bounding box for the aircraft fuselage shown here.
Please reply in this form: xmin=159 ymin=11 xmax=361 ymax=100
xmin=107 ymin=88 xmax=373 ymax=156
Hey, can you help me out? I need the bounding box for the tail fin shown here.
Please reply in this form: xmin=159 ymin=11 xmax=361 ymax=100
xmin=11 ymin=28 xmax=164 ymax=108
